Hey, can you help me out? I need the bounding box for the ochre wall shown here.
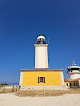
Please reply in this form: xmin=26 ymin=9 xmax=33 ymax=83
xmin=22 ymin=71 xmax=61 ymax=85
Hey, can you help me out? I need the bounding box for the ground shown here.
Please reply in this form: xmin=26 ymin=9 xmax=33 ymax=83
xmin=0 ymin=93 xmax=80 ymax=106
xmin=15 ymin=88 xmax=80 ymax=96
xmin=1 ymin=89 xmax=80 ymax=106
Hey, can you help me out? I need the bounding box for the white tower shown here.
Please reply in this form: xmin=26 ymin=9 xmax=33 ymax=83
xmin=34 ymin=34 xmax=48 ymax=69
xmin=67 ymin=60 xmax=80 ymax=80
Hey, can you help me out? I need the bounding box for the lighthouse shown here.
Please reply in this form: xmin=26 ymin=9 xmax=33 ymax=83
xmin=19 ymin=34 xmax=66 ymax=90
xmin=34 ymin=34 xmax=48 ymax=69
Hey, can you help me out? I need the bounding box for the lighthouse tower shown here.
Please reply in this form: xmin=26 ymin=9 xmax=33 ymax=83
xmin=34 ymin=34 xmax=48 ymax=69
xmin=67 ymin=60 xmax=80 ymax=80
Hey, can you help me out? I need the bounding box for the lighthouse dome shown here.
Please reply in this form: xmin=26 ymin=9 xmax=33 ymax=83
xmin=37 ymin=34 xmax=45 ymax=40
xmin=36 ymin=34 xmax=47 ymax=44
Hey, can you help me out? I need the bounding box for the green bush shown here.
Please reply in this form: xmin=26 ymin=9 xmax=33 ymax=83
xmin=0 ymin=83 xmax=8 ymax=86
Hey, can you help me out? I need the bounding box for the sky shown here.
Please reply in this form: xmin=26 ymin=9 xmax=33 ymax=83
xmin=0 ymin=0 xmax=80 ymax=85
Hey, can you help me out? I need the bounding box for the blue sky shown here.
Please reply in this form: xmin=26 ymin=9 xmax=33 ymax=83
xmin=0 ymin=0 xmax=80 ymax=85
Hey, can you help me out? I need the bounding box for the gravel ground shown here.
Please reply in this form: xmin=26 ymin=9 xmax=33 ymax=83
xmin=0 ymin=94 xmax=80 ymax=106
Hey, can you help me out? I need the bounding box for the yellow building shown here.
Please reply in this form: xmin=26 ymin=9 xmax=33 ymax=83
xmin=64 ymin=78 xmax=80 ymax=88
xmin=19 ymin=34 xmax=67 ymax=90
xmin=20 ymin=69 xmax=66 ymax=90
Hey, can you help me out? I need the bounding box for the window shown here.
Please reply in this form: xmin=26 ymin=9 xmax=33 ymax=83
xmin=71 ymin=68 xmax=79 ymax=70
xmin=66 ymin=83 xmax=68 ymax=86
xmin=38 ymin=77 xmax=45 ymax=83
xmin=70 ymin=83 xmax=72 ymax=86
xmin=74 ymin=83 xmax=75 ymax=86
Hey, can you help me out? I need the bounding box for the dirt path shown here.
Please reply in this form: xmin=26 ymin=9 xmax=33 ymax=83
xmin=0 ymin=93 xmax=80 ymax=106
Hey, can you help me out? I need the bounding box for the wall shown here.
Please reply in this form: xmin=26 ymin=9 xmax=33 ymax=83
xmin=22 ymin=71 xmax=62 ymax=86
xmin=69 ymin=74 xmax=80 ymax=80
xmin=35 ymin=44 xmax=48 ymax=68
xmin=64 ymin=81 xmax=80 ymax=88
xmin=64 ymin=82 xmax=70 ymax=88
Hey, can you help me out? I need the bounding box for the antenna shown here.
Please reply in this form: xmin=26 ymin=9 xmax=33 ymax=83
xmin=72 ymin=59 xmax=78 ymax=66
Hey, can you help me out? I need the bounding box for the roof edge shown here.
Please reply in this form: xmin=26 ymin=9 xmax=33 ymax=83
xmin=20 ymin=69 xmax=64 ymax=72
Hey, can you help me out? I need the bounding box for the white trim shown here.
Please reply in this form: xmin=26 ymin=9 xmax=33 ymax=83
xmin=19 ymin=72 xmax=23 ymax=86
xmin=60 ymin=71 xmax=64 ymax=85
xmin=20 ymin=85 xmax=68 ymax=90
xmin=67 ymin=66 xmax=80 ymax=68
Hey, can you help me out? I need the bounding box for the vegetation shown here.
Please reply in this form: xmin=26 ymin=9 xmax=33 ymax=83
xmin=0 ymin=83 xmax=8 ymax=86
